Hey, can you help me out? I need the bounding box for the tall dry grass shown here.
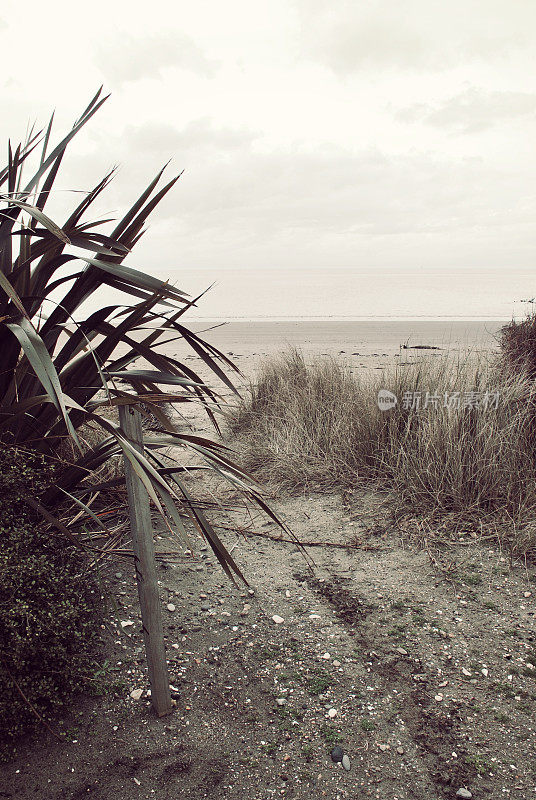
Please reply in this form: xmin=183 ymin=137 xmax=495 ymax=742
xmin=228 ymin=349 xmax=536 ymax=541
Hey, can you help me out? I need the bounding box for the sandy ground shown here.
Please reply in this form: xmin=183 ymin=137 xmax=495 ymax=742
xmin=3 ymin=327 xmax=534 ymax=799
xmin=3 ymin=481 xmax=536 ymax=800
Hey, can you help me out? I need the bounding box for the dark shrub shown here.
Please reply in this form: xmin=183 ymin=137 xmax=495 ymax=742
xmin=0 ymin=447 xmax=101 ymax=750
xmin=500 ymin=314 xmax=536 ymax=378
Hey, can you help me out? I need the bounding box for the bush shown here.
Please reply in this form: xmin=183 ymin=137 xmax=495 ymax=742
xmin=228 ymin=349 xmax=536 ymax=547
xmin=500 ymin=314 xmax=536 ymax=377
xmin=0 ymin=447 xmax=101 ymax=750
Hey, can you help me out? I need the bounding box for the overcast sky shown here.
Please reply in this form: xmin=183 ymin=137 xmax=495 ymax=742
xmin=1 ymin=0 xmax=535 ymax=287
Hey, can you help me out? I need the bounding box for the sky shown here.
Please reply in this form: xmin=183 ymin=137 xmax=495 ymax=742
xmin=0 ymin=0 xmax=535 ymax=318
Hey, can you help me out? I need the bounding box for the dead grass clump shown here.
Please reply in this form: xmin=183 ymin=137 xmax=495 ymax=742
xmin=228 ymin=349 xmax=536 ymax=549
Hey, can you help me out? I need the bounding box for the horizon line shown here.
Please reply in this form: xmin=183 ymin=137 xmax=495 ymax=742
xmin=189 ymin=315 xmax=512 ymax=323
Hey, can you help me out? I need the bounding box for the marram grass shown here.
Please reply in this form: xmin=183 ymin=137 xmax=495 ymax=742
xmin=228 ymin=348 xmax=536 ymax=550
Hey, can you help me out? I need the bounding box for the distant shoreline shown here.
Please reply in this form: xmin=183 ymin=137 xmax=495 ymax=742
xmin=190 ymin=316 xmax=510 ymax=323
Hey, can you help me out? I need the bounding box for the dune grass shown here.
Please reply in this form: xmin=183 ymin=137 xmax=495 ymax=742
xmin=228 ymin=348 xmax=536 ymax=547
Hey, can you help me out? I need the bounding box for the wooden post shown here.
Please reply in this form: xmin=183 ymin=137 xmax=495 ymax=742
xmin=119 ymin=403 xmax=173 ymax=717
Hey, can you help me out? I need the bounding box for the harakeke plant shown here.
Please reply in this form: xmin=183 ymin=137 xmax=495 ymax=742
xmin=0 ymin=89 xmax=298 ymax=581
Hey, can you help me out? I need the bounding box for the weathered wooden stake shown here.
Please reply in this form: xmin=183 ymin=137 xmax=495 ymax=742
xmin=119 ymin=403 xmax=173 ymax=717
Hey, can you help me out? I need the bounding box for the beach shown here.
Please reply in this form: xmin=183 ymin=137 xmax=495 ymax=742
xmin=183 ymin=318 xmax=504 ymax=375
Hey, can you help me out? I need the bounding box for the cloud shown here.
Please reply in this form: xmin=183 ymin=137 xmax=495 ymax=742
xmin=119 ymin=118 xmax=258 ymax=157
xmin=396 ymin=88 xmax=536 ymax=133
xmin=305 ymin=17 xmax=430 ymax=73
xmin=95 ymin=31 xmax=217 ymax=86
xmin=293 ymin=0 xmax=529 ymax=74
xmin=115 ymin=140 xmax=535 ymax=274
xmin=52 ymin=125 xmax=534 ymax=273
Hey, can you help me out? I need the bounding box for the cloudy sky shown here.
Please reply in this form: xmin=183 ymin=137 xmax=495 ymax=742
xmin=1 ymin=0 xmax=535 ymax=317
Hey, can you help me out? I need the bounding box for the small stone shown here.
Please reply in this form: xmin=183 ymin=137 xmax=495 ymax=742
xmin=434 ymin=694 xmax=444 ymax=702
xmin=240 ymin=604 xmax=251 ymax=616
xmin=330 ymin=746 xmax=344 ymax=763
xmin=378 ymin=743 xmax=390 ymax=752
xmin=456 ymin=790 xmax=472 ymax=799
xmin=130 ymin=688 xmax=143 ymax=700
xmin=524 ymin=591 xmax=532 ymax=598
xmin=332 ymin=659 xmax=341 ymax=667
xmin=395 ymin=647 xmax=408 ymax=656
xmin=481 ymin=668 xmax=488 ymax=677
xmin=272 ymin=615 xmax=285 ymax=624
xmin=462 ymin=668 xmax=471 ymax=676
xmin=166 ymin=603 xmax=176 ymax=612
xmin=342 ymin=754 xmax=351 ymax=771
xmin=321 ymin=652 xmax=331 ymax=660
xmin=396 ymin=746 xmax=404 ymax=755
xmin=115 ymin=572 xmax=123 ymax=579
xmin=133 ymin=777 xmax=141 ymax=786
xmin=309 ymin=614 xmax=321 ymax=620
xmin=276 ymin=698 xmax=286 ymax=706
xmin=121 ymin=620 xmax=135 ymax=628
xmin=327 ymin=708 xmax=337 ymax=718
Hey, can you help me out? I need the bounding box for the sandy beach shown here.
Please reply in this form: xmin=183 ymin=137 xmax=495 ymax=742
xmin=175 ymin=319 xmax=505 ymax=385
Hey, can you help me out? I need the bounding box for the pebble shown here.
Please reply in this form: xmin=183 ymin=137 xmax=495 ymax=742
xmin=276 ymin=698 xmax=286 ymax=706
xmin=456 ymin=790 xmax=472 ymax=799
xmin=327 ymin=708 xmax=337 ymax=718
xmin=396 ymin=747 xmax=404 ymax=755
xmin=166 ymin=604 xmax=176 ymax=612
xmin=330 ymin=746 xmax=344 ymax=763
xmin=342 ymin=754 xmax=351 ymax=771
xmin=130 ymin=688 xmax=144 ymax=700
xmin=121 ymin=620 xmax=135 ymax=628
xmin=115 ymin=572 xmax=123 ymax=579
xmin=321 ymin=652 xmax=331 ymax=660
xmin=524 ymin=591 xmax=532 ymax=598
xmin=272 ymin=615 xmax=285 ymax=624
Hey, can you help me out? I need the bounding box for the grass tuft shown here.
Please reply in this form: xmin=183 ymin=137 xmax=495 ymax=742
xmin=228 ymin=348 xmax=536 ymax=550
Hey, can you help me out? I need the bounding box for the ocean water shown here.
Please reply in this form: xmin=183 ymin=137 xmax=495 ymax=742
xmin=79 ymin=266 xmax=535 ymax=324
xmin=160 ymin=267 xmax=536 ymax=323
xmin=191 ymin=319 xmax=503 ymax=358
